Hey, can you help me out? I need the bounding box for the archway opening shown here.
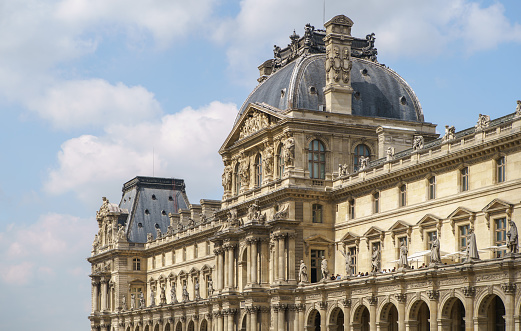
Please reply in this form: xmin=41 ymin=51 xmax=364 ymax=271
xmin=164 ymin=323 xmax=171 ymax=331
xmin=307 ymin=309 xmax=321 ymax=331
xmin=187 ymin=321 xmax=195 ymax=331
xmin=479 ymin=295 xmax=506 ymax=330
xmin=360 ymin=306 xmax=369 ymax=331
xmin=329 ymin=307 xmax=344 ymax=330
xmin=200 ymin=319 xmax=207 ymax=331
xmin=154 ymin=325 xmax=159 ymax=331
xmin=175 ymin=322 xmax=182 ymax=331
xmin=449 ymin=299 xmax=465 ymax=331
xmin=380 ymin=303 xmax=398 ymax=331
xmin=417 ymin=302 xmax=430 ymax=331
xmin=241 ymin=247 xmax=248 ymax=290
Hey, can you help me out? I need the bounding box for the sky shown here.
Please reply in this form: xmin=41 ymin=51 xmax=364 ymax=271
xmin=0 ymin=0 xmax=520 ymax=329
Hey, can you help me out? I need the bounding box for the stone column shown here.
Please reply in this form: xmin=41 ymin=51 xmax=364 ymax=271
xmin=227 ymin=246 xmax=235 ymax=289
xmin=288 ymin=233 xmax=296 ymax=282
xmin=298 ymin=304 xmax=305 ymax=331
xmin=320 ymin=303 xmax=327 ymax=331
xmin=278 ymin=305 xmax=286 ymax=331
xmin=247 ymin=240 xmax=252 ymax=285
xmin=251 ymin=307 xmax=258 ymax=331
xmin=503 ymin=283 xmax=516 ymax=331
xmin=227 ymin=309 xmax=235 ymax=331
xmin=215 ymin=312 xmax=223 ymax=331
xmin=100 ymin=277 xmax=108 ymax=311
xmin=369 ymin=296 xmax=378 ymax=331
xmin=427 ymin=290 xmax=439 ymax=331
xmin=273 ymin=306 xmax=279 ymax=331
xmin=463 ymin=287 xmax=475 ymax=331
xmin=396 ymin=294 xmax=406 ymax=331
xmin=278 ymin=235 xmax=286 ymax=282
xmin=215 ymin=248 xmax=224 ymax=290
xmin=251 ymin=239 xmax=258 ymax=284
xmin=91 ymin=278 xmax=100 ymax=313
xmin=273 ymin=236 xmax=279 ymax=282
xmin=261 ymin=239 xmax=269 ymax=284
xmin=342 ymin=300 xmax=351 ymax=331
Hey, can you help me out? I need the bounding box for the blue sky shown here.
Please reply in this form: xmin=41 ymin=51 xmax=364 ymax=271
xmin=0 ymin=0 xmax=520 ymax=329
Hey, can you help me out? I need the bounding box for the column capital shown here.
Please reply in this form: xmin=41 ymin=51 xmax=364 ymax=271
xmin=427 ymin=290 xmax=439 ymax=301
xmin=501 ymin=283 xmax=516 ymax=294
xmin=395 ymin=293 xmax=407 ymax=303
xmin=368 ymin=295 xmax=378 ymax=306
xmin=319 ymin=301 xmax=327 ymax=310
xmin=341 ymin=299 xmax=351 ymax=308
xmin=462 ymin=286 xmax=475 ymax=297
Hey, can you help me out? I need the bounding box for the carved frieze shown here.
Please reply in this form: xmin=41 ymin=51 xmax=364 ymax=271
xmin=239 ymin=111 xmax=270 ymax=140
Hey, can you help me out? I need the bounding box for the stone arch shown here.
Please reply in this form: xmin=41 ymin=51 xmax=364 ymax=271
xmin=135 ymin=326 xmax=140 ymax=331
xmin=475 ymin=286 xmax=506 ymax=314
xmin=439 ymin=295 xmax=465 ymax=330
xmin=440 ymin=293 xmax=466 ymax=319
xmin=126 ymin=326 xmax=131 ymax=331
xmin=328 ymin=306 xmax=344 ymax=331
xmin=175 ymin=321 xmax=182 ymax=331
xmin=199 ymin=319 xmax=208 ymax=331
xmin=351 ymin=303 xmax=370 ymax=331
xmin=305 ymin=136 xmax=331 ymax=152
xmin=240 ymin=313 xmax=247 ymax=331
xmin=476 ymin=292 xmax=506 ymax=330
xmin=379 ymin=301 xmax=399 ymax=330
xmin=306 ymin=308 xmax=321 ymax=331
xmin=154 ymin=324 xmax=159 ymax=331
xmin=144 ymin=325 xmax=150 ymax=331
xmin=407 ymin=299 xmax=430 ymax=331
xmin=376 ymin=296 xmax=400 ymax=322
xmin=187 ymin=320 xmax=195 ymax=331
xmin=164 ymin=322 xmax=171 ymax=331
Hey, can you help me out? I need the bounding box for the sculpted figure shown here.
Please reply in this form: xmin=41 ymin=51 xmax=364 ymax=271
xmin=398 ymin=242 xmax=409 ymax=269
xmin=221 ymin=165 xmax=233 ymax=191
xmin=117 ymin=224 xmax=126 ymax=241
xmin=321 ymin=256 xmax=329 ymax=280
xmin=147 ymin=233 xmax=153 ymax=242
xmin=371 ymin=246 xmax=380 ymax=273
xmin=160 ymin=285 xmax=166 ymax=305
xmin=359 ymin=156 xmax=369 ymax=171
xmin=516 ymin=100 xmax=521 ymax=116
xmin=150 ymin=289 xmax=155 ymax=306
xmin=139 ymin=291 xmax=145 ymax=309
xmin=507 ymin=220 xmax=519 ymax=254
xmin=339 ymin=249 xmax=353 ymax=276
xmin=263 ymin=144 xmax=274 ymax=176
xmin=430 ymin=233 xmax=441 ymax=265
xmin=281 ymin=133 xmax=295 ymax=167
xmin=476 ymin=114 xmax=490 ymax=130
xmin=207 ymin=278 xmax=213 ymax=296
xmin=444 ymin=125 xmax=455 ymax=141
xmin=299 ymin=260 xmax=308 ymax=283
xmin=465 ymin=228 xmax=480 ymax=261
xmin=194 ymin=279 xmax=200 ymax=300
xmin=121 ymin=294 xmax=126 ymax=310
xmin=170 ymin=283 xmax=177 ymax=304
xmin=156 ymin=227 xmax=162 ymax=239
xmin=412 ymin=136 xmax=424 ymax=151
xmin=238 ymin=154 xmax=250 ymax=188
xmin=130 ymin=293 xmax=135 ymax=310
xmin=182 ymin=282 xmax=190 ymax=302
xmin=386 ymin=147 xmax=395 ymax=161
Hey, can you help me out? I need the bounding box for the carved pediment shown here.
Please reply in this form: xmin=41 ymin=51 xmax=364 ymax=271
xmin=447 ymin=207 xmax=475 ymax=221
xmin=178 ymin=270 xmax=187 ymax=278
xmin=388 ymin=221 xmax=412 ymax=246
xmin=219 ymin=104 xmax=285 ymax=153
xmin=483 ymin=199 xmax=513 ymax=229
xmin=304 ymin=234 xmax=334 ymax=244
xmin=363 ymin=226 xmax=384 ymax=238
xmin=129 ymin=279 xmax=145 ymax=285
xmin=201 ymin=264 xmax=212 ymax=274
xmin=339 ymin=231 xmax=360 ymax=243
xmin=417 ymin=214 xmax=442 ymax=240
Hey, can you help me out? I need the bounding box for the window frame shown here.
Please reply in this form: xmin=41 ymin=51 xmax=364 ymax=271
xmin=373 ymin=192 xmax=380 ymax=214
xmin=460 ymin=167 xmax=469 ymax=192
xmin=312 ymin=204 xmax=323 ymax=223
xmin=255 ymin=153 xmax=262 ymax=187
xmin=494 ymin=217 xmax=507 ymax=258
xmin=353 ymin=144 xmax=371 ymax=172
xmin=399 ymin=184 xmax=407 ymax=207
xmin=428 ymin=176 xmax=436 ymax=200
xmin=277 ymin=144 xmax=284 ymax=179
xmin=348 ymin=199 xmax=355 ymax=220
xmin=496 ymin=156 xmax=506 ymax=183
xmin=132 ymin=258 xmax=141 ymax=271
xmin=308 ymin=140 xmax=326 ymax=179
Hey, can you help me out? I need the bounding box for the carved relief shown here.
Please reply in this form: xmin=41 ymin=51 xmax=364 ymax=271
xmin=280 ymin=133 xmax=295 ymax=167
xmin=221 ymin=165 xmax=233 ymax=191
xmin=516 ymin=100 xmax=521 ymax=117
xmin=326 ymin=46 xmax=352 ymax=84
xmin=238 ymin=153 xmax=250 ymax=188
xmin=239 ymin=111 xmax=270 ymax=140
xmin=412 ymin=136 xmax=424 ymax=151
xmin=262 ymin=143 xmax=274 ymax=177
xmin=475 ymin=114 xmax=490 ymax=131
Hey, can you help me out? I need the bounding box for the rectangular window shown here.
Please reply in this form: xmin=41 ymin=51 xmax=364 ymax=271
xmin=399 ymin=184 xmax=407 ymax=207
xmin=310 ymin=249 xmax=325 ymax=283
xmin=312 ymin=204 xmax=323 ymax=223
xmin=461 ymin=167 xmax=469 ymax=191
xmin=459 ymin=225 xmax=469 ymax=252
xmin=171 ymin=250 xmax=176 ymax=264
xmin=348 ymin=199 xmax=355 ymax=219
xmin=495 ymin=218 xmax=507 ymax=258
xmin=206 ymin=242 xmax=211 ymax=255
xmin=194 ymin=243 xmax=198 ymax=258
xmin=428 ymin=177 xmax=436 ymax=200
xmin=132 ymin=258 xmax=141 ymax=271
xmin=497 ymin=157 xmax=505 ymax=183
xmin=373 ymin=192 xmax=379 ymax=213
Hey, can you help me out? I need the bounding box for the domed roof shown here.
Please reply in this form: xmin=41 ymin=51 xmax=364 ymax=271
xmin=238 ymin=54 xmax=423 ymax=123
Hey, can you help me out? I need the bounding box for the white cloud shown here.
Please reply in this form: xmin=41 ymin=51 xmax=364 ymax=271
xmin=26 ymin=79 xmax=162 ymax=129
xmin=44 ymin=101 xmax=237 ymax=205
xmin=0 ymin=213 xmax=96 ymax=285
xmin=213 ymin=0 xmax=521 ymax=82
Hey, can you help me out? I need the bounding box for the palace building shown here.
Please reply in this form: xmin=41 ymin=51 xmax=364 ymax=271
xmin=88 ymin=15 xmax=521 ymax=331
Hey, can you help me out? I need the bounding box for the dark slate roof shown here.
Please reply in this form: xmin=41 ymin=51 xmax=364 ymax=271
xmin=118 ymin=176 xmax=190 ymax=243
xmin=237 ymin=55 xmax=423 ymax=123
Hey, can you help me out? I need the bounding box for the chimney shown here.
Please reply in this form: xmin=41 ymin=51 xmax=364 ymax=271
xmin=323 ymin=15 xmax=354 ymax=114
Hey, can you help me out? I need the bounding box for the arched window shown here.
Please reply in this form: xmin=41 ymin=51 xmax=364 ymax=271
xmin=255 ymin=154 xmax=262 ymax=187
xmin=308 ymin=140 xmax=325 ymax=179
xmin=353 ymin=144 xmax=370 ymax=172
xmin=277 ymin=144 xmax=284 ymax=179
xmin=234 ymin=163 xmax=241 ymax=195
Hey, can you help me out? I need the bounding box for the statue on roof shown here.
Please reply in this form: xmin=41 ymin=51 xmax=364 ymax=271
xmin=170 ymin=283 xmax=178 ymax=304
xmin=339 ymin=249 xmax=353 ymax=277
xmin=321 ymin=256 xmax=329 ymax=280
xmin=338 ymin=163 xmax=349 ymax=177
xmin=299 ymin=260 xmax=308 ymax=283
xmin=359 ymin=156 xmax=369 ymax=171
xmin=507 ymin=220 xmax=518 ymax=254
xmin=160 ymin=285 xmax=166 ymax=305
xmin=465 ymin=228 xmax=480 ymax=262
xmin=386 ymin=147 xmax=395 ymax=161
xmin=412 ymin=136 xmax=424 ymax=151
xmin=443 ymin=125 xmax=455 ymax=141
xmin=516 ymin=100 xmax=521 ymax=117
xmin=398 ymin=241 xmax=409 ymax=269
xmin=222 ymin=165 xmax=233 ymax=191
xmin=147 ymin=233 xmax=154 ymax=242
xmin=371 ymin=246 xmax=381 ymax=273
xmin=475 ymin=114 xmax=490 ymax=131
xmin=130 ymin=293 xmax=135 ymax=310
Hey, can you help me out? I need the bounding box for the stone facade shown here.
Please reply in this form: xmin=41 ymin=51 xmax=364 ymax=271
xmin=88 ymin=15 xmax=521 ymax=331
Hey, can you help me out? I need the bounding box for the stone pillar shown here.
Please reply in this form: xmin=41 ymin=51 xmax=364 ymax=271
xmin=288 ymin=233 xmax=296 ymax=282
xmin=503 ymin=283 xmax=516 ymax=331
xmin=251 ymin=307 xmax=258 ymax=331
xmin=273 ymin=306 xmax=279 ymax=331
xmin=278 ymin=305 xmax=286 ymax=331
xmin=320 ymin=303 xmax=327 ymax=331
xmin=227 ymin=309 xmax=235 ymax=331
xmin=251 ymin=239 xmax=258 ymax=284
xmin=247 ymin=240 xmax=252 ymax=285
xmin=227 ymin=246 xmax=235 ymax=289
xmin=216 ymin=312 xmax=223 ymax=331
xmin=369 ymin=296 xmax=378 ymax=331
xmin=91 ymin=279 xmax=99 ymax=313
xmin=426 ymin=291 xmax=439 ymax=331
xmin=100 ymin=277 xmax=108 ymax=311
xmin=274 ymin=237 xmax=279 ymax=282
xmin=342 ymin=300 xmax=352 ymax=331
xmin=215 ymin=248 xmax=224 ymax=290
xmin=246 ymin=310 xmax=251 ymax=331
xmin=278 ymin=235 xmax=286 ymax=282
xmin=463 ymin=287 xmax=475 ymax=331
xmin=396 ymin=294 xmax=406 ymax=331
xmin=261 ymin=239 xmax=269 ymax=284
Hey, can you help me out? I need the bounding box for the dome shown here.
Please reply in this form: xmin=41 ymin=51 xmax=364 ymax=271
xmin=238 ymin=54 xmax=423 ymax=123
